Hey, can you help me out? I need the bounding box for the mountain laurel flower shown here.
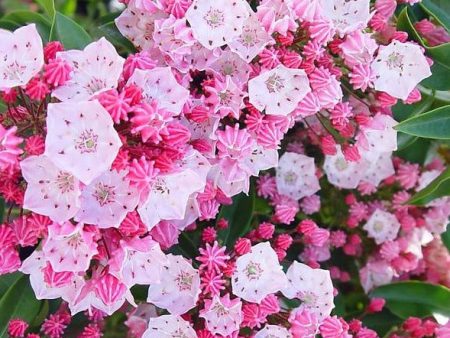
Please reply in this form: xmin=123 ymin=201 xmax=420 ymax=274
xmin=0 ymin=24 xmax=44 ymax=88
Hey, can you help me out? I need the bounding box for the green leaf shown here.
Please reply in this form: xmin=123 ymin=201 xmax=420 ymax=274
xmin=363 ymin=309 xmax=403 ymax=337
xmin=50 ymin=12 xmax=91 ymax=49
xmin=0 ymin=19 xmax=21 ymax=30
xmin=0 ymin=273 xmax=42 ymax=337
xmin=393 ymin=90 xmax=435 ymax=122
xmin=217 ymin=185 xmax=255 ymax=247
xmin=408 ymin=167 xmax=450 ymax=205
xmin=396 ymin=105 xmax=450 ymax=139
xmin=397 ymin=7 xmax=450 ymax=90
xmin=420 ymin=0 xmax=450 ymax=32
xmin=98 ymin=21 xmax=136 ymax=53
xmin=371 ymin=281 xmax=450 ymax=321
xmin=0 ymin=272 xmax=22 ymax=295
xmin=395 ymin=137 xmax=430 ymax=164
xmin=1 ymin=11 xmax=51 ymax=42
xmin=35 ymin=0 xmax=56 ymax=18
xmin=442 ymin=226 xmax=450 ymax=252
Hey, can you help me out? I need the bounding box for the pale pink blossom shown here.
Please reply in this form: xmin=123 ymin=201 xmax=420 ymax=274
xmin=142 ymin=315 xmax=196 ymax=338
xmin=186 ymin=0 xmax=250 ymax=49
xmin=256 ymin=0 xmax=297 ymax=36
xmin=138 ymin=149 xmax=209 ymax=229
xmin=42 ymin=222 xmax=98 ymax=272
xmin=75 ymin=170 xmax=139 ymax=228
xmin=200 ymin=294 xmax=243 ymax=336
xmin=110 ymin=236 xmax=167 ymax=286
xmin=228 ymin=14 xmax=272 ymax=62
xmin=232 ymin=242 xmax=288 ymax=303
xmin=363 ymin=209 xmax=400 ymax=244
xmin=276 ymin=152 xmax=320 ymax=200
xmin=249 ymin=64 xmax=311 ymax=116
xmin=147 ymin=254 xmax=200 ymax=314
xmin=371 ymin=41 xmax=432 ymax=100
xmin=0 ymin=24 xmax=43 ymax=88
xmin=53 ymin=38 xmax=124 ymax=101
xmin=21 ymin=155 xmax=81 ymax=223
xmin=321 ymin=0 xmax=372 ymax=37
xmin=282 ymin=262 xmax=334 ymax=321
xmin=44 ymin=100 xmax=122 ymax=185
xmin=127 ymin=67 xmax=189 ymax=115
xmin=255 ymin=325 xmax=293 ymax=338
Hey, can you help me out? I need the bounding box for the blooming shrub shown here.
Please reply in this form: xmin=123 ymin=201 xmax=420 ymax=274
xmin=0 ymin=0 xmax=450 ymax=337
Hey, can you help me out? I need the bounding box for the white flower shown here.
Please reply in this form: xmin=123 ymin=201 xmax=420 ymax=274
xmin=21 ymin=155 xmax=81 ymax=223
xmin=200 ymin=294 xmax=243 ymax=336
xmin=249 ymin=64 xmax=311 ymax=116
xmin=232 ymin=242 xmax=287 ymax=303
xmin=323 ymin=145 xmax=367 ymax=189
xmin=44 ymin=100 xmax=122 ymax=185
xmin=276 ymin=152 xmax=320 ymax=200
xmin=321 ymin=0 xmax=372 ymax=37
xmin=137 ymin=149 xmax=210 ymax=230
xmin=53 ymin=38 xmax=125 ymax=101
xmin=0 ymin=24 xmax=43 ymax=88
xmin=363 ymin=209 xmax=401 ymax=244
xmin=361 ymin=152 xmax=395 ymax=187
xmin=127 ymin=67 xmax=189 ymax=115
xmin=75 ymin=170 xmax=139 ymax=228
xmin=147 ymin=254 xmax=201 ymax=315
xmin=358 ymin=114 xmax=398 ymax=153
xmin=371 ymin=41 xmax=432 ymax=100
xmin=282 ymin=262 xmax=334 ymax=321
xmin=186 ymin=0 xmax=250 ymax=49
xmin=228 ymin=13 xmax=272 ymax=62
xmin=255 ymin=325 xmax=293 ymax=338
xmin=142 ymin=315 xmax=196 ymax=338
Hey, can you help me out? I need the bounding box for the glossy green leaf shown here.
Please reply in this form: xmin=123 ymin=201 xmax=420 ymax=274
xmin=396 ymin=105 xmax=450 ymax=139
xmin=420 ymin=0 xmax=450 ymax=32
xmin=50 ymin=12 xmax=91 ymax=49
xmin=408 ymin=167 xmax=450 ymax=205
xmin=371 ymin=281 xmax=450 ymax=321
xmin=35 ymin=0 xmax=56 ymax=18
xmin=0 ymin=273 xmax=42 ymax=337
xmin=1 ymin=11 xmax=51 ymax=41
xmin=98 ymin=21 xmax=136 ymax=53
xmin=217 ymin=185 xmax=255 ymax=247
xmin=0 ymin=19 xmax=20 ymax=30
xmin=393 ymin=90 xmax=435 ymax=122
xmin=395 ymin=137 xmax=431 ymax=164
xmin=363 ymin=309 xmax=403 ymax=337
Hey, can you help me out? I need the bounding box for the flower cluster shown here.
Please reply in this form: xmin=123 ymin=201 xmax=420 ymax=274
xmin=0 ymin=0 xmax=449 ymax=337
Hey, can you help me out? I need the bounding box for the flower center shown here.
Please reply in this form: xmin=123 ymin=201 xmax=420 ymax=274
xmin=245 ymin=261 xmax=263 ymax=280
xmin=93 ymin=182 xmax=115 ymax=207
xmin=265 ymin=73 xmax=285 ymax=93
xmin=204 ymin=8 xmax=225 ymax=29
xmin=56 ymin=171 xmax=75 ymax=193
xmin=175 ymin=271 xmax=194 ymax=291
xmin=75 ymin=129 xmax=98 ymax=154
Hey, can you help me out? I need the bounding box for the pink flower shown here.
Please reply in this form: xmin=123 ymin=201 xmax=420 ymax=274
xmin=41 ymin=314 xmax=68 ymax=338
xmin=0 ymin=125 xmax=23 ymax=172
xmin=319 ymin=316 xmax=350 ymax=338
xmin=289 ymin=309 xmax=319 ymax=338
xmin=44 ymin=58 xmax=72 ymax=87
xmin=42 ymin=222 xmax=98 ymax=272
xmin=257 ymin=0 xmax=297 ymax=35
xmin=8 ymin=319 xmax=28 ymax=338
xmin=197 ymin=241 xmax=229 ymax=273
xmin=0 ymin=245 xmax=21 ymax=275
